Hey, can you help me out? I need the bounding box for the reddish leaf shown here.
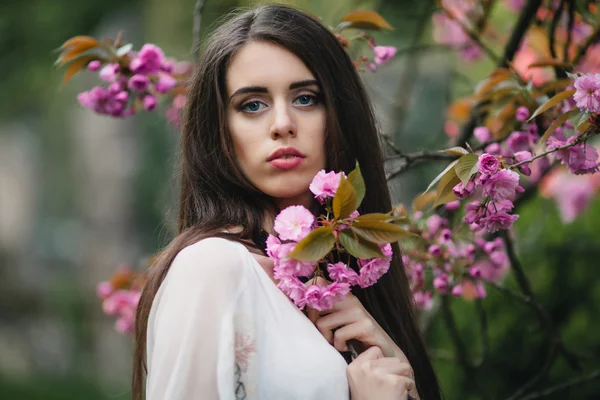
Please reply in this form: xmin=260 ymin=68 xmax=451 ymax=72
xmin=340 ymin=10 xmax=393 ymax=30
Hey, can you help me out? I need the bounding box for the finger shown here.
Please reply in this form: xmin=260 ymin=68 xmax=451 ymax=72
xmin=352 ymin=345 xmax=383 ymax=362
xmin=331 ymin=319 xmax=374 ymax=352
xmin=369 ymin=357 xmax=414 ymax=377
xmin=315 ymin=307 xmax=361 ymax=333
xmin=306 ymin=306 xmax=320 ymax=325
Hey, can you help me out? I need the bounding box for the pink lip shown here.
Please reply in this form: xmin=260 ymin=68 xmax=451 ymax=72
xmin=270 ymin=157 xmax=304 ymax=170
xmin=268 ymin=147 xmax=306 ymax=170
xmin=267 ymin=147 xmax=306 ymax=161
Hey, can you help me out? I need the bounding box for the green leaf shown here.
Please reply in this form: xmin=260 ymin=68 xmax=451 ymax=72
xmin=433 ymin=170 xmax=460 ymax=208
xmin=348 ymin=162 xmax=365 ymax=211
xmin=528 ymin=89 xmax=576 ymax=121
xmin=352 ymin=213 xmax=408 ymax=224
xmin=425 ymin=159 xmax=459 ymax=194
xmin=116 ymin=43 xmax=133 ymax=57
xmin=455 ymin=154 xmax=479 ymax=185
xmin=352 ymin=221 xmax=417 ymax=244
xmin=333 ymin=176 xmax=358 ymax=219
xmin=287 ymin=226 xmax=336 ymax=262
xmin=575 ymin=110 xmax=591 ymax=129
xmin=442 ymin=147 xmax=469 ymax=156
xmin=540 ymin=109 xmax=579 ymax=145
xmin=339 ymin=229 xmax=385 ymax=259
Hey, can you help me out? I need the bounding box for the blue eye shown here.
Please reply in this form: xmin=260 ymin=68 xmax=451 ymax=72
xmin=294 ymin=94 xmax=318 ymax=106
xmin=242 ymin=101 xmax=266 ymax=112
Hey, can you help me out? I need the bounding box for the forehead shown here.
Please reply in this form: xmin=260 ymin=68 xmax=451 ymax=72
xmin=226 ymin=41 xmax=315 ymax=93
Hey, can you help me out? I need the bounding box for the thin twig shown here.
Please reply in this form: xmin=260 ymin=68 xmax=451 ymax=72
xmin=519 ymin=370 xmax=600 ymax=400
xmin=499 ymin=230 xmax=534 ymax=297
xmin=454 ymin=0 xmax=543 ymax=147
xmin=473 ymin=299 xmax=489 ymax=367
xmin=563 ymin=0 xmax=575 ymax=63
xmin=548 ymin=0 xmax=568 ymax=78
xmin=509 ymin=133 xmax=592 ymax=170
xmin=192 ymin=0 xmax=205 ymax=61
xmin=440 ymin=296 xmax=473 ymax=371
xmin=442 ymin=5 xmax=500 ymax=63
xmin=506 ymin=340 xmax=560 ymax=400
xmin=385 ymin=150 xmax=457 ymax=180
xmin=572 ymin=22 xmax=600 ymax=66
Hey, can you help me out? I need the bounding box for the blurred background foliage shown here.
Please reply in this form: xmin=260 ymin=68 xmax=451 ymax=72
xmin=0 ymin=0 xmax=598 ymax=399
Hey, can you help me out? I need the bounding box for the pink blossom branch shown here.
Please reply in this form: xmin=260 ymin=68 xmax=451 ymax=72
xmin=193 ymin=0 xmax=205 ymax=61
xmin=509 ymin=131 xmax=594 ymax=170
xmin=441 ymin=5 xmax=500 ymax=63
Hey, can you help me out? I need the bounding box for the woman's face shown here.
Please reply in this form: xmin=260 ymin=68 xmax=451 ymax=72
xmin=226 ymin=41 xmax=326 ymax=210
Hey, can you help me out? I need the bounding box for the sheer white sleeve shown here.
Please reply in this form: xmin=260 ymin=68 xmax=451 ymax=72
xmin=145 ymin=238 xmax=258 ymax=400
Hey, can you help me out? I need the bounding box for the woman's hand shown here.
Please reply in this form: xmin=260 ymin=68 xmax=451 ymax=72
xmin=306 ymin=278 xmax=404 ymax=359
xmin=346 ymin=346 xmax=417 ymax=400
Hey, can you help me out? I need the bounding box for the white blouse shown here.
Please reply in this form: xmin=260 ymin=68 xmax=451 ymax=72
xmin=146 ymin=237 xmax=350 ymax=399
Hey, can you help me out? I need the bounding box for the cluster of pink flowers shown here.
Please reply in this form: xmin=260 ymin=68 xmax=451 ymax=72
xmin=402 ymin=212 xmax=510 ymax=309
xmin=453 ymin=154 xmax=524 ymax=232
xmin=77 ymin=44 xmax=191 ymax=123
xmin=97 ymin=280 xmax=141 ymax=334
xmin=541 ymin=168 xmax=600 ymax=223
xmin=267 ymin=170 xmax=394 ymax=311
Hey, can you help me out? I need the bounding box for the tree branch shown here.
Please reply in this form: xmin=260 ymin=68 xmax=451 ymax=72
xmin=520 ymin=370 xmax=600 ymax=400
xmin=442 ymin=5 xmax=500 ymax=63
xmin=548 ymin=0 xmax=568 ymax=78
xmin=192 ymin=0 xmax=205 ymax=61
xmin=563 ymin=0 xmax=575 ymax=63
xmin=572 ymin=22 xmax=600 ymax=66
xmin=440 ymin=296 xmax=473 ymax=372
xmin=454 ymin=0 xmax=544 ymax=147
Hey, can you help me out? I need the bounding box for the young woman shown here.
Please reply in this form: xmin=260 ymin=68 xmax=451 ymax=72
xmin=133 ymin=4 xmax=442 ymax=399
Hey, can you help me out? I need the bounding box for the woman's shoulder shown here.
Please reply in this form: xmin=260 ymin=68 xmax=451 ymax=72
xmin=169 ymin=237 xmax=253 ymax=282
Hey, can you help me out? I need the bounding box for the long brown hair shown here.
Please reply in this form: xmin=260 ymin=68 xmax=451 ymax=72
xmin=133 ymin=4 xmax=441 ymax=399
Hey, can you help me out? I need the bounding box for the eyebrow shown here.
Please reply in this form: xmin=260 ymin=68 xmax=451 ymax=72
xmin=228 ymin=79 xmax=320 ymax=102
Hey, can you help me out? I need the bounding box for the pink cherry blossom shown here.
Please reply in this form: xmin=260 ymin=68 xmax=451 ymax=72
xmin=99 ymin=63 xmax=119 ymax=82
xmin=87 ymin=60 xmax=101 ymax=71
xmin=547 ymin=135 xmax=600 ymax=174
xmin=573 ymin=73 xmax=600 ymax=113
xmin=474 ymin=126 xmax=491 ymax=143
xmin=130 ymin=44 xmax=165 ymax=75
xmin=277 ymin=275 xmax=307 ymax=308
xmin=358 ymin=244 xmax=392 ymax=288
xmin=272 ymin=243 xmax=315 ymax=277
xmin=143 ymin=94 xmax=157 ymax=111
xmin=317 ymin=282 xmax=351 ymax=310
xmin=413 ymin=291 xmax=433 ymax=310
xmin=453 ymin=179 xmax=475 ymax=199
xmin=506 ymin=131 xmax=534 ymax=153
xmin=128 ymin=74 xmax=150 ymax=92
xmin=480 ymin=211 xmax=519 ymax=232
xmin=426 ymin=215 xmax=448 ymax=235
xmin=274 ymin=205 xmax=315 ymax=241
xmin=155 ymin=72 xmax=177 ymax=93
xmin=514 ymin=151 xmax=533 ymax=176
xmin=309 ymin=170 xmax=344 ymax=202
xmin=515 ymin=106 xmax=530 ymax=121
xmin=327 ymin=262 xmax=360 ymax=286
xmin=477 ymin=154 xmax=500 ymax=175
xmin=433 ymin=273 xmax=450 ymax=294
xmin=373 ymin=46 xmax=397 ymax=66
xmin=96 ymin=281 xmax=113 ymax=299
xmin=482 ymin=169 xmax=521 ymax=201
xmin=541 ymin=169 xmax=600 ymax=223
xmin=445 ymin=200 xmax=461 ymax=211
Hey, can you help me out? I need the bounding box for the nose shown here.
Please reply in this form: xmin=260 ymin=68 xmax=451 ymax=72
xmin=270 ymin=102 xmax=297 ymax=139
